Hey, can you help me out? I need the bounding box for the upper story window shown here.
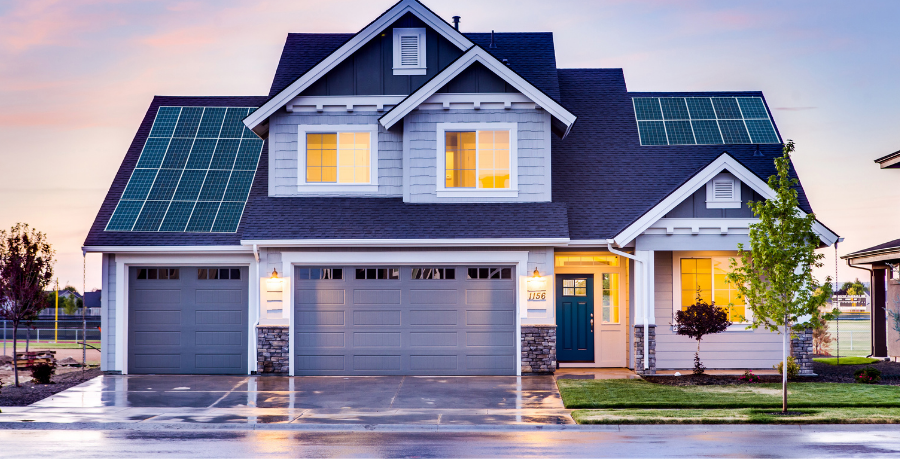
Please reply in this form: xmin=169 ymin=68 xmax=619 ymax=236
xmin=705 ymin=172 xmax=741 ymax=209
xmin=297 ymin=125 xmax=378 ymax=193
xmin=435 ymin=123 xmax=518 ymax=198
xmin=392 ymin=28 xmax=426 ymax=75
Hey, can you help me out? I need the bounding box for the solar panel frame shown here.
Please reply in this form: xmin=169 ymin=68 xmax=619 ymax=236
xmin=633 ymin=97 xmax=663 ymax=120
xmin=637 ymin=120 xmax=668 ymax=145
xmin=185 ymin=201 xmax=220 ymax=232
xmin=132 ymin=200 xmax=170 ymax=231
xmin=136 ymin=138 xmax=170 ymax=169
xmin=211 ymin=201 xmax=245 ymax=232
xmin=633 ymin=96 xmax=779 ymax=146
xmin=159 ymin=201 xmax=195 ymax=232
xmin=718 ymin=119 xmax=752 ymax=144
xmin=745 ymin=119 xmax=779 ymax=144
xmin=121 ymin=169 xmax=159 ymax=200
xmin=659 ymin=97 xmax=689 ymax=120
xmin=664 ymin=120 xmax=695 ymax=145
xmin=106 ymin=200 xmax=145 ymax=231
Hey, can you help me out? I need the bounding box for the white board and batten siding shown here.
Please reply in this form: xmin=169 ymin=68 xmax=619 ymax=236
xmin=653 ymin=251 xmax=783 ymax=370
xmin=101 ymin=253 xmax=116 ymax=371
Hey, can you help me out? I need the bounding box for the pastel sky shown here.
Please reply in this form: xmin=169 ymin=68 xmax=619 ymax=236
xmin=1 ymin=0 xmax=898 ymax=291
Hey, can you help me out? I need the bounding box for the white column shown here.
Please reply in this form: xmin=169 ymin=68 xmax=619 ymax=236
xmin=635 ymin=250 xmax=655 ymax=372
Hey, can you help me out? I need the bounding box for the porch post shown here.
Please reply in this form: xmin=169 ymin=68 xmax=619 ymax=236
xmin=634 ymin=250 xmax=656 ymax=374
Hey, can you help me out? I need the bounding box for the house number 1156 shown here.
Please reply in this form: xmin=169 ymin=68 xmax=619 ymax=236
xmin=528 ymin=292 xmax=546 ymax=301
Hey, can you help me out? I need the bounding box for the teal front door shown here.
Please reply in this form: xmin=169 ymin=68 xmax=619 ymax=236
xmin=556 ymin=274 xmax=594 ymax=362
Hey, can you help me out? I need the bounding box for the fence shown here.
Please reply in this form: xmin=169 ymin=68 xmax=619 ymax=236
xmin=37 ymin=308 xmax=100 ymax=319
xmin=825 ymin=319 xmax=871 ymax=357
xmin=1 ymin=319 xmax=101 ymax=356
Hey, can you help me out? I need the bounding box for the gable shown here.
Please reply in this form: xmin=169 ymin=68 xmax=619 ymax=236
xmin=437 ymin=61 xmax=520 ymax=94
xmin=663 ymin=172 xmax=765 ymax=219
xmin=299 ymin=12 xmax=464 ymax=97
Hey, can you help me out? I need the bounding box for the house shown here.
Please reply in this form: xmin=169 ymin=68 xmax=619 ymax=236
xmin=843 ymin=149 xmax=900 ymax=359
xmin=83 ymin=0 xmax=838 ymax=376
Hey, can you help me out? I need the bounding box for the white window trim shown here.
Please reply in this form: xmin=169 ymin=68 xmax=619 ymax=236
xmin=392 ymin=27 xmax=426 ymax=75
xmin=296 ymin=124 xmax=379 ymax=193
xmin=705 ymin=172 xmax=742 ymax=209
xmin=672 ymin=251 xmax=753 ymax=330
xmin=435 ymin=122 xmax=519 ymax=198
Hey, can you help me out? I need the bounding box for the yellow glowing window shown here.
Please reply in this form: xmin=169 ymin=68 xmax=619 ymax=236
xmin=445 ymin=130 xmax=510 ymax=189
xmin=680 ymin=257 xmax=746 ymax=323
xmin=555 ymin=255 xmax=620 ymax=267
xmin=306 ymin=132 xmax=370 ymax=184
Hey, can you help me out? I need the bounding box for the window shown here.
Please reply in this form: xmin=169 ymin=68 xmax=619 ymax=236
xmin=411 ymin=268 xmax=455 ymax=280
xmin=297 ymin=125 xmax=378 ymax=192
xmin=555 ymin=255 xmax=620 ymax=267
xmin=562 ymin=278 xmax=587 ymax=296
xmin=198 ymin=268 xmax=240 ymax=280
xmin=705 ymin=172 xmax=741 ymax=209
xmin=436 ymin=123 xmax=518 ymax=197
xmin=392 ymin=28 xmax=426 ymax=75
xmin=356 ymin=268 xmax=399 ymax=280
xmin=467 ymin=267 xmax=512 ymax=280
xmin=297 ymin=268 xmax=342 ymax=280
xmin=680 ymin=258 xmax=746 ymax=323
xmin=137 ymin=268 xmax=180 ymax=280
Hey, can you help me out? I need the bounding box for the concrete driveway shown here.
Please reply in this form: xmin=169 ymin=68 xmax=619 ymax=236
xmin=0 ymin=374 xmax=573 ymax=427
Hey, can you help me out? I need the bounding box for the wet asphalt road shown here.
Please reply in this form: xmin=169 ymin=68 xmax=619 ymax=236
xmin=2 ymin=426 xmax=900 ymax=458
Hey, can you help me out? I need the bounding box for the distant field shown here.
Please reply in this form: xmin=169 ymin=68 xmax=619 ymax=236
xmin=824 ymin=320 xmax=870 ymax=357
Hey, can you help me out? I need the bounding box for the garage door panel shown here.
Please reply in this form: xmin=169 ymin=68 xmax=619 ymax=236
xmin=196 ymin=289 xmax=241 ymax=304
xmin=409 ymin=310 xmax=458 ymax=326
xmin=297 ymin=289 xmax=345 ymax=305
xmin=131 ymin=310 xmax=181 ymax=325
xmin=353 ymin=289 xmax=401 ymax=305
xmin=353 ymin=310 xmax=401 ymax=326
xmin=297 ymin=310 xmax=345 ymax=326
xmin=466 ymin=310 xmax=516 ymax=326
xmin=410 ymin=331 xmax=459 ymax=347
xmin=466 ymin=355 xmax=515 ymax=370
xmin=195 ymin=354 xmax=243 ymax=369
xmin=466 ymin=289 xmax=515 ymax=305
xmin=409 ymin=289 xmax=458 ymax=304
xmin=296 ymin=355 xmax=345 ymax=371
xmin=410 ymin=355 xmax=458 ymax=371
xmin=132 ymin=354 xmax=181 ymax=369
xmin=466 ymin=331 xmax=515 ymax=347
xmin=131 ymin=331 xmax=181 ymax=346
xmin=195 ymin=310 xmax=242 ymax=325
xmin=296 ymin=332 xmax=345 ymax=348
xmin=195 ymin=331 xmax=242 ymax=346
xmin=353 ymin=355 xmax=401 ymax=371
xmin=353 ymin=332 xmax=401 ymax=347
xmin=134 ymin=289 xmax=182 ymax=304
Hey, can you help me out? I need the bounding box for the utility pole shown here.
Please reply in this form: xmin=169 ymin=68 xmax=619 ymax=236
xmin=55 ymin=278 xmax=59 ymax=343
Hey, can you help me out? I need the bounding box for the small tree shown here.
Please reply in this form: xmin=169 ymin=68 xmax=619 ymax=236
xmin=61 ymin=294 xmax=78 ymax=316
xmin=0 ymin=224 xmax=55 ymax=387
xmin=727 ymin=141 xmax=834 ymax=412
xmin=674 ymin=294 xmax=733 ymax=374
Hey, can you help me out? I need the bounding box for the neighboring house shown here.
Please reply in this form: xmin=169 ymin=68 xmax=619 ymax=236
xmin=83 ymin=0 xmax=838 ymax=376
xmin=843 ymin=150 xmax=900 ymax=359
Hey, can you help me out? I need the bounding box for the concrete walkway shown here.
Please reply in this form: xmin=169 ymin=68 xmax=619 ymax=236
xmin=0 ymin=374 xmax=574 ymax=428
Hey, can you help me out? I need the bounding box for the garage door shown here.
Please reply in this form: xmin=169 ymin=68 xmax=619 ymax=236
xmin=128 ymin=266 xmax=248 ymax=374
xmin=294 ymin=266 xmax=517 ymax=375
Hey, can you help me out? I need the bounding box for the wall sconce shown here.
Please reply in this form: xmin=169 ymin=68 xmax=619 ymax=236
xmin=532 ymin=267 xmax=541 ymax=279
xmin=270 ymin=268 xmax=279 ymax=279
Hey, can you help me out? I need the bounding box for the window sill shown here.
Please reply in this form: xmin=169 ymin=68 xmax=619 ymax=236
xmin=436 ymin=188 xmax=519 ymax=198
xmin=393 ymin=67 xmax=426 ymax=76
xmin=706 ymin=201 xmax=742 ymax=209
xmin=295 ymin=184 xmax=379 ymax=193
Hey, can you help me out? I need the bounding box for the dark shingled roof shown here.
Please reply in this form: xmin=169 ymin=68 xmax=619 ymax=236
xmin=844 ymin=238 xmax=900 ymax=259
xmin=83 ymin=96 xmax=268 ymax=247
xmin=551 ymin=68 xmax=814 ymax=240
xmin=268 ymin=33 xmax=353 ymax=98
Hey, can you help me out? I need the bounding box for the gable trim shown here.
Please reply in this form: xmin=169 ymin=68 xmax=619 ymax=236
xmin=378 ymin=46 xmax=577 ymax=135
xmin=243 ymin=0 xmax=472 ymax=136
xmin=612 ymin=153 xmax=839 ymax=247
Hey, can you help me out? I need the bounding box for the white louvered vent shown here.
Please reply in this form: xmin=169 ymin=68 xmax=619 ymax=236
xmin=399 ymin=35 xmax=419 ymax=66
xmin=706 ymin=173 xmax=742 ymax=209
xmin=713 ymin=179 xmax=734 ymax=200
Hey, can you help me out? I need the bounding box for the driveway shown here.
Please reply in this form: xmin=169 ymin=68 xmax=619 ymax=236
xmin=0 ymin=374 xmax=573 ymax=426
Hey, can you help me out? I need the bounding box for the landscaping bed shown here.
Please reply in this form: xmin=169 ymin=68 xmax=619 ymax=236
xmin=571 ymin=407 xmax=900 ymax=425
xmin=645 ymin=374 xmax=781 ymax=386
xmin=809 ymin=357 xmax=900 ymax=384
xmin=0 ymin=367 xmax=102 ymax=407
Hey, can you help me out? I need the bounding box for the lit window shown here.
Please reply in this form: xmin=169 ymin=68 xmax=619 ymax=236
xmin=680 ymin=257 xmax=746 ymax=323
xmin=445 ymin=130 xmax=510 ymax=189
xmin=306 ymin=132 xmax=370 ymax=184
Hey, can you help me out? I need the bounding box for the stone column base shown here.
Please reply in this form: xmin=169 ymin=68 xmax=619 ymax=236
xmin=634 ymin=325 xmax=656 ymax=375
xmin=257 ymin=326 xmax=289 ymax=375
xmin=791 ymin=327 xmax=816 ymax=377
xmin=521 ymin=326 xmax=556 ymax=374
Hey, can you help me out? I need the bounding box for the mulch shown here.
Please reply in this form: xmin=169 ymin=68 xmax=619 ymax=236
xmin=643 ymin=357 xmax=900 ymax=386
xmin=0 ymin=367 xmax=103 ymax=407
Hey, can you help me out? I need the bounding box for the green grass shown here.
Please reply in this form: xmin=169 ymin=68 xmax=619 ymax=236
xmin=813 ymin=357 xmax=880 ymax=366
xmin=0 ymin=341 xmax=100 ymax=351
xmin=571 ymin=407 xmax=900 ymax=424
xmin=558 ymin=379 xmax=900 ymax=409
xmin=826 ymin=320 xmax=871 ymax=357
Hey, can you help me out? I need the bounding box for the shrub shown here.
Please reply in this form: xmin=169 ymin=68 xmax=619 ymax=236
xmin=674 ymin=296 xmax=732 ymax=375
xmin=30 ymin=363 xmax=56 ymax=384
xmin=854 ymin=366 xmax=881 ymax=384
xmin=774 ymin=356 xmax=799 ymax=380
xmin=738 ymin=370 xmax=761 ymax=383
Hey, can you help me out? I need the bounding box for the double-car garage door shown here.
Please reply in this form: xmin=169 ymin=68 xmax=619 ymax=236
xmin=128 ymin=266 xmax=249 ymax=374
xmin=294 ymin=265 xmax=517 ymax=375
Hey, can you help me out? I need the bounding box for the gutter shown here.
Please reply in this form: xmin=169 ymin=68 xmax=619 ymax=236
xmin=607 ymin=241 xmax=649 ymax=373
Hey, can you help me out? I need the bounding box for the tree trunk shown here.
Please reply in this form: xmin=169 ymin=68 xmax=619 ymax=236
xmin=12 ymin=322 xmax=19 ymax=387
xmin=783 ymin=322 xmax=789 ymax=413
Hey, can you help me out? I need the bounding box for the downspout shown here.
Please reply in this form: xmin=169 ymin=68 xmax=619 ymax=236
xmin=252 ymin=244 xmax=260 ymax=325
xmin=608 ymin=241 xmax=648 ymax=372
xmin=847 ymin=258 xmax=874 ymax=358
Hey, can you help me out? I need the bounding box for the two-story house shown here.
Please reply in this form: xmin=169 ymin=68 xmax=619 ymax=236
xmin=84 ymin=0 xmax=839 ymax=376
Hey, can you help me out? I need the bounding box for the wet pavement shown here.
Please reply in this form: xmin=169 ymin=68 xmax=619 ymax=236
xmin=0 ymin=374 xmax=574 ymax=427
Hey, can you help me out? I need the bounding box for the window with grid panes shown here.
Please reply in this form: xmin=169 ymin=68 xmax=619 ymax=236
xmin=680 ymin=258 xmax=746 ymax=323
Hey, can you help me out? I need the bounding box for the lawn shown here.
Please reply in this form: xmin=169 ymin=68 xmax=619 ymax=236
xmin=558 ymin=379 xmax=900 ymax=409
xmin=0 ymin=341 xmax=100 ymax=351
xmin=571 ymin=407 xmax=900 ymax=425
xmin=813 ymin=357 xmax=880 ymax=366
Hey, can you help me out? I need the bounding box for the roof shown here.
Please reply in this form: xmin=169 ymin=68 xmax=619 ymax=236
xmin=875 ymin=149 xmax=900 ymax=169
xmin=551 ymin=68 xmax=814 ymax=240
xmin=843 ymin=238 xmax=900 ymax=260
xmin=83 ymin=96 xmax=268 ymax=248
xmin=84 ymin=291 xmax=101 ymax=308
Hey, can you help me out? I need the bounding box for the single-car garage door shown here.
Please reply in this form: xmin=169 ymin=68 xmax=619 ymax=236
xmin=294 ymin=266 xmax=517 ymax=376
xmin=128 ymin=266 xmax=249 ymax=374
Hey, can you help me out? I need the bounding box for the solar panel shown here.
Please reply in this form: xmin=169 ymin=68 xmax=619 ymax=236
xmin=633 ymin=96 xmax=779 ymax=146
xmin=105 ymin=106 xmax=263 ymax=233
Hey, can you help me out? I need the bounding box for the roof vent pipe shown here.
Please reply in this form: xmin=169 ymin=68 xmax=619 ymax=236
xmin=452 ymin=16 xmax=460 ymax=30
xmin=490 ymin=30 xmax=495 ymax=48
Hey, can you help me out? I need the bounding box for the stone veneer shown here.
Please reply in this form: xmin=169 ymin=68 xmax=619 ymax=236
xmin=257 ymin=326 xmax=289 ymax=374
xmin=634 ymin=325 xmax=656 ymax=375
xmin=521 ymin=326 xmax=556 ymax=374
xmin=791 ymin=327 xmax=815 ymax=376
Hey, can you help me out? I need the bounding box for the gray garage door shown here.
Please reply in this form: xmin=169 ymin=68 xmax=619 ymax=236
xmin=294 ymin=266 xmax=517 ymax=375
xmin=128 ymin=266 xmax=248 ymax=374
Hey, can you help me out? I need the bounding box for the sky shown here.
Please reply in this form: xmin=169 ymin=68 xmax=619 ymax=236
xmin=1 ymin=0 xmax=898 ymax=291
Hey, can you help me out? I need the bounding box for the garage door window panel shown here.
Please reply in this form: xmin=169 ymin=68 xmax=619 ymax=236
xmin=297 ymin=268 xmax=343 ymax=280
xmin=411 ymin=268 xmax=455 ymax=280
xmin=467 ymin=267 xmax=512 ymax=280
xmin=356 ymin=268 xmax=400 ymax=280
xmin=197 ymin=268 xmax=240 ymax=280
xmin=137 ymin=268 xmax=180 ymax=280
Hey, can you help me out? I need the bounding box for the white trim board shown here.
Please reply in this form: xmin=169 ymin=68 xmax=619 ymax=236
xmin=279 ymin=250 xmax=530 ymax=376
xmin=612 ymin=153 xmax=839 ymax=247
xmin=378 ymin=46 xmax=576 ymax=135
xmin=244 ymin=0 xmax=472 ymax=135
xmin=241 ymin=238 xmax=571 ymax=248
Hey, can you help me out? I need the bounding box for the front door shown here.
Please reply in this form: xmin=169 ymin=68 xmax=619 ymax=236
xmin=556 ymin=274 xmax=594 ymax=362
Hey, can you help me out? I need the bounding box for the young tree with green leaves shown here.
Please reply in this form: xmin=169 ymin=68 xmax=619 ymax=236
xmin=0 ymin=224 xmax=55 ymax=387
xmin=727 ymin=141 xmax=835 ymax=412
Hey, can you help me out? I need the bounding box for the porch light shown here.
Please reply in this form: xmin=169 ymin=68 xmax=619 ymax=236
xmin=270 ymin=268 xmax=279 ymax=279
xmin=533 ymin=268 xmax=541 ymax=279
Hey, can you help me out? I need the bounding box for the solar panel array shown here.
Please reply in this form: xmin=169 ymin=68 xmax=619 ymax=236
xmin=105 ymin=106 xmax=263 ymax=233
xmin=632 ymin=96 xmax=780 ymax=146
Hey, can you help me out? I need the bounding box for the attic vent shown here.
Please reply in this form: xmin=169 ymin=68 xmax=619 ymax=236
xmin=706 ymin=172 xmax=742 ymax=209
xmin=393 ymin=28 xmax=426 ymax=75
